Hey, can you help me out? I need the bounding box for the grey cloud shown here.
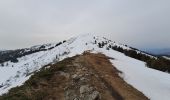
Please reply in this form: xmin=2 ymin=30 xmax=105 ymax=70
xmin=0 ymin=0 xmax=170 ymax=49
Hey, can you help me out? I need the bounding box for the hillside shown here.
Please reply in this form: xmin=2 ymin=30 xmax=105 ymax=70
xmin=0 ymin=42 xmax=65 ymax=63
xmin=0 ymin=53 xmax=149 ymax=100
xmin=0 ymin=34 xmax=170 ymax=100
xmin=163 ymin=56 xmax=170 ymax=60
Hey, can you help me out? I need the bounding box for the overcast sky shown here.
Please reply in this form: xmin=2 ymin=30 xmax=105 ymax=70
xmin=0 ymin=0 xmax=170 ymax=50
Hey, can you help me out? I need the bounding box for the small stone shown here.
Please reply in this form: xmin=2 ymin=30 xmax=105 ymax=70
xmin=80 ymin=85 xmax=92 ymax=94
xmin=80 ymin=77 xmax=86 ymax=81
xmin=73 ymin=98 xmax=79 ymax=100
xmin=90 ymin=91 xmax=100 ymax=100
xmin=59 ymin=71 xmax=70 ymax=78
xmin=72 ymin=74 xmax=84 ymax=82
xmin=72 ymin=74 xmax=78 ymax=79
xmin=82 ymin=67 xmax=87 ymax=71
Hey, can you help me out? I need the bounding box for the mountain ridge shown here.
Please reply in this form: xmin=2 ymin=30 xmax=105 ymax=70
xmin=0 ymin=34 xmax=155 ymax=64
xmin=0 ymin=34 xmax=170 ymax=100
xmin=0 ymin=53 xmax=149 ymax=100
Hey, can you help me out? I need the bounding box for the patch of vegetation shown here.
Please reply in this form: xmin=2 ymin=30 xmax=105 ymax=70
xmin=1 ymin=86 xmax=48 ymax=100
xmin=0 ymin=41 xmax=66 ymax=64
xmin=112 ymin=46 xmax=170 ymax=72
xmin=0 ymin=49 xmax=47 ymax=63
xmin=97 ymin=41 xmax=170 ymax=73
xmin=146 ymin=57 xmax=170 ymax=72
xmin=0 ymin=56 xmax=74 ymax=100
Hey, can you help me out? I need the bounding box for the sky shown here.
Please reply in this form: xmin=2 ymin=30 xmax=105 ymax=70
xmin=0 ymin=0 xmax=170 ymax=50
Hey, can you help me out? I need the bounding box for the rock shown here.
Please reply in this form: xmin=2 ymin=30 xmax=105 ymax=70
xmin=90 ymin=91 xmax=100 ymax=100
xmin=82 ymin=67 xmax=87 ymax=71
xmin=45 ymin=66 xmax=50 ymax=69
xmin=65 ymin=90 xmax=78 ymax=100
xmin=59 ymin=71 xmax=70 ymax=78
xmin=72 ymin=74 xmax=84 ymax=82
xmin=73 ymin=63 xmax=80 ymax=67
xmin=80 ymin=85 xmax=93 ymax=94
xmin=79 ymin=85 xmax=100 ymax=100
xmin=80 ymin=85 xmax=89 ymax=94
xmin=72 ymin=74 xmax=78 ymax=79
xmin=73 ymin=98 xmax=79 ymax=100
xmin=80 ymin=77 xmax=86 ymax=81
xmin=0 ymin=85 xmax=3 ymax=88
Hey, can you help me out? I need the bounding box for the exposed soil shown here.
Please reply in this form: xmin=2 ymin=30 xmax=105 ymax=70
xmin=80 ymin=53 xmax=149 ymax=100
xmin=0 ymin=52 xmax=149 ymax=100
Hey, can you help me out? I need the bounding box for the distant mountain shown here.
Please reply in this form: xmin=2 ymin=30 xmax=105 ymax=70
xmin=0 ymin=42 xmax=65 ymax=63
xmin=0 ymin=50 xmax=6 ymax=52
xmin=147 ymin=48 xmax=170 ymax=56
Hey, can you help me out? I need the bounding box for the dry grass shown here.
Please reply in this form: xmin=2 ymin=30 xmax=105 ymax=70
xmin=82 ymin=53 xmax=149 ymax=100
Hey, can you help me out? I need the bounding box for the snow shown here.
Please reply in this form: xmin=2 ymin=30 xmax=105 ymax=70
xmin=0 ymin=34 xmax=170 ymax=100
xmin=163 ymin=56 xmax=170 ymax=60
xmin=101 ymin=50 xmax=170 ymax=100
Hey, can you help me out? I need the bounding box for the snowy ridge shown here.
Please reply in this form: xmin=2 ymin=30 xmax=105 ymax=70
xmin=163 ymin=56 xmax=170 ymax=60
xmin=0 ymin=34 xmax=170 ymax=100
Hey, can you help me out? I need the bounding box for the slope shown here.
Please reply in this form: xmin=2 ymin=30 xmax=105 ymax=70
xmin=0 ymin=53 xmax=148 ymax=100
xmin=0 ymin=34 xmax=170 ymax=100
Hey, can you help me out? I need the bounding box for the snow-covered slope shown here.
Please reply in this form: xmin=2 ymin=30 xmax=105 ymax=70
xmin=163 ymin=56 xmax=170 ymax=60
xmin=0 ymin=34 xmax=170 ymax=100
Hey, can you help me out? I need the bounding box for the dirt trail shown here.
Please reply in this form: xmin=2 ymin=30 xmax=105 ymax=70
xmin=76 ymin=53 xmax=149 ymax=100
